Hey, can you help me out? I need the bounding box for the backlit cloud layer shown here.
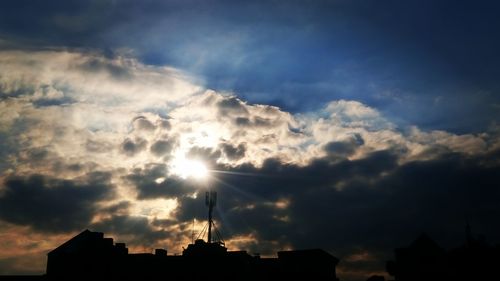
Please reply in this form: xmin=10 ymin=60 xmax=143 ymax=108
xmin=1 ymin=49 xmax=499 ymax=280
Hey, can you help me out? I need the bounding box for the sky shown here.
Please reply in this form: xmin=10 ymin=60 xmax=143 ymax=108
xmin=0 ymin=1 xmax=499 ymax=280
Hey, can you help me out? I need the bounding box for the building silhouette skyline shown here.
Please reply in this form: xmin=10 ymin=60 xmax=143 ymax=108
xmin=386 ymin=225 xmax=500 ymax=281
xmin=45 ymin=190 xmax=340 ymax=280
xmin=1 ymin=191 xmax=498 ymax=281
xmin=1 ymin=225 xmax=499 ymax=281
xmin=45 ymin=229 xmax=340 ymax=281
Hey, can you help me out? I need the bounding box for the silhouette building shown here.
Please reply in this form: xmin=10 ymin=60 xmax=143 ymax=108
xmin=386 ymin=227 xmax=500 ymax=281
xmin=46 ymin=230 xmax=339 ymax=281
xmin=385 ymin=234 xmax=447 ymax=281
xmin=46 ymin=191 xmax=340 ymax=280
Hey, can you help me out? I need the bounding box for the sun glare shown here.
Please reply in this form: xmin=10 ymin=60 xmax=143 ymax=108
xmin=172 ymin=157 xmax=209 ymax=180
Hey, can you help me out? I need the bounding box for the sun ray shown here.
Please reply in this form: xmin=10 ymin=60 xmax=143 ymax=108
xmin=209 ymin=170 xmax=269 ymax=177
xmin=210 ymin=175 xmax=264 ymax=205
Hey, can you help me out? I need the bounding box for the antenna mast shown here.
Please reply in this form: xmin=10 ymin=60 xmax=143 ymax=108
xmin=191 ymin=218 xmax=195 ymax=244
xmin=205 ymin=191 xmax=217 ymax=243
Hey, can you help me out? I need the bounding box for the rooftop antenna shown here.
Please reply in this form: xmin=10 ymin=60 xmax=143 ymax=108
xmin=206 ymin=191 xmax=217 ymax=243
xmin=191 ymin=218 xmax=195 ymax=244
xmin=195 ymin=190 xmax=224 ymax=245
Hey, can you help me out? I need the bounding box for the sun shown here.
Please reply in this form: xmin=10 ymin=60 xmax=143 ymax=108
xmin=172 ymin=157 xmax=209 ymax=180
xmin=187 ymin=160 xmax=209 ymax=179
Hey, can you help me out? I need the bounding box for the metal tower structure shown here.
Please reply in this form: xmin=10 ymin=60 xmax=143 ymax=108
xmin=194 ymin=190 xmax=224 ymax=245
xmin=206 ymin=191 xmax=216 ymax=243
xmin=193 ymin=190 xmax=224 ymax=245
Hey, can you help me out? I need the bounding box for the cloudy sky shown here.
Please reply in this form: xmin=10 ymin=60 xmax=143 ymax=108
xmin=0 ymin=1 xmax=499 ymax=280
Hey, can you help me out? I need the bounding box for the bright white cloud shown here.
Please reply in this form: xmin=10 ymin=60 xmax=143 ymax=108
xmin=1 ymin=49 xmax=495 ymax=180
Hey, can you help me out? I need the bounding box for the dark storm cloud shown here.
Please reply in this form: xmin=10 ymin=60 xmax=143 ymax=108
xmin=280 ymin=149 xmax=500 ymax=280
xmin=174 ymin=150 xmax=400 ymax=235
xmin=91 ymin=215 xmax=172 ymax=246
xmin=0 ymin=172 xmax=115 ymax=233
xmin=170 ymin=148 xmax=500 ymax=266
xmin=172 ymin=196 xmax=206 ymax=224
